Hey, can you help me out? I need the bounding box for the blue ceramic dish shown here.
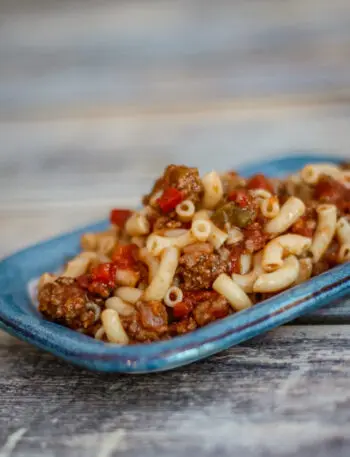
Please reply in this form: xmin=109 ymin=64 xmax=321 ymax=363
xmin=0 ymin=154 xmax=349 ymax=373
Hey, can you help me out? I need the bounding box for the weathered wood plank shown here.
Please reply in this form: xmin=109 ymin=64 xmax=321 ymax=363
xmin=1 ymin=326 xmax=350 ymax=457
xmin=1 ymin=0 xmax=350 ymax=117
xmin=0 ymin=103 xmax=349 ymax=209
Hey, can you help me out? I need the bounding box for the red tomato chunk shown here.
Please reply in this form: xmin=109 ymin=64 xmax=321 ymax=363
xmin=110 ymin=209 xmax=132 ymax=228
xmin=246 ymin=174 xmax=274 ymax=193
xmin=111 ymin=244 xmax=138 ymax=269
xmin=157 ymin=187 xmax=184 ymax=213
xmin=228 ymin=189 xmax=252 ymax=208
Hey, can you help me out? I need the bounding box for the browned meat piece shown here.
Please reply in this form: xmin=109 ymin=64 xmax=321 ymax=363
xmin=169 ymin=317 xmax=197 ymax=336
xmin=290 ymin=207 xmax=317 ymax=238
xmin=121 ymin=300 xmax=169 ymax=343
xmin=38 ymin=277 xmax=97 ymax=331
xmin=312 ymin=240 xmax=339 ymax=277
xmin=193 ymin=295 xmax=231 ymax=327
xmin=178 ymin=244 xmax=228 ymax=290
xmin=153 ymin=215 xmax=184 ymax=232
xmin=143 ymin=164 xmax=203 ymax=206
xmin=314 ymin=175 xmax=350 ymax=214
xmin=243 ymin=222 xmax=269 ymax=253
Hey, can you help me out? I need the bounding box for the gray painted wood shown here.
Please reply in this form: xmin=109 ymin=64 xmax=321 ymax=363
xmin=1 ymin=326 xmax=350 ymax=457
xmin=1 ymin=0 xmax=350 ymax=118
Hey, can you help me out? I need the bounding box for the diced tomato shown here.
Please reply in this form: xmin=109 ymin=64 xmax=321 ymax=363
xmin=229 ymin=245 xmax=244 ymax=274
xmin=173 ymin=290 xmax=218 ymax=319
xmin=314 ymin=176 xmax=350 ymax=213
xmin=228 ymin=189 xmax=252 ymax=208
xmin=110 ymin=209 xmax=132 ymax=228
xmin=111 ymin=244 xmax=138 ymax=269
xmin=185 ymin=290 xmax=218 ymax=302
xmin=77 ymin=262 xmax=117 ymax=298
xmin=246 ymin=174 xmax=274 ymax=193
xmin=173 ymin=301 xmax=193 ymax=319
xmin=157 ymin=187 xmax=184 ymax=213
xmin=291 ymin=215 xmax=315 ymax=238
xmin=314 ymin=176 xmax=345 ymax=203
xmin=91 ymin=262 xmax=117 ymax=285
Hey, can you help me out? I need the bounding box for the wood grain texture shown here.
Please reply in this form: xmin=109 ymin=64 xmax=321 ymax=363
xmin=1 ymin=0 xmax=350 ymax=118
xmin=1 ymin=326 xmax=350 ymax=457
xmin=1 ymin=103 xmax=350 ymax=211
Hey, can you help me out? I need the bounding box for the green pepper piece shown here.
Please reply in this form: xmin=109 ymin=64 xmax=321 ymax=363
xmin=211 ymin=202 xmax=255 ymax=229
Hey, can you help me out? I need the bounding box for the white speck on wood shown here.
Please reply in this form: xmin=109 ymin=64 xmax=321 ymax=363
xmin=48 ymin=430 xmax=127 ymax=456
xmin=96 ymin=429 xmax=127 ymax=457
xmin=0 ymin=428 xmax=27 ymax=457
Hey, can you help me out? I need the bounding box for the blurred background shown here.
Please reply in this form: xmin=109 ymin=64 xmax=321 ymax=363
xmin=1 ymin=0 xmax=350 ymax=257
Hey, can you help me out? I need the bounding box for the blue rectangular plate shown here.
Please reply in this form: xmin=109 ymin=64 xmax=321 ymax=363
xmin=0 ymin=154 xmax=349 ymax=373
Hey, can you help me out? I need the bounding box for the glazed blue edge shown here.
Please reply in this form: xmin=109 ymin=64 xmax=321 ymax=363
xmin=0 ymin=153 xmax=349 ymax=373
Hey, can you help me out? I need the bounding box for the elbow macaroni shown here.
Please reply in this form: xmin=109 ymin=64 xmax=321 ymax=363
xmin=202 ymin=171 xmax=224 ymax=209
xmin=253 ymin=255 xmax=300 ymax=293
xmin=213 ymin=274 xmax=252 ymax=311
xmin=265 ymin=197 xmax=306 ymax=235
xmin=310 ymin=204 xmax=337 ymax=263
xmin=262 ymin=234 xmax=312 ymax=272
xmin=301 ymin=163 xmax=341 ymax=184
xmin=143 ymin=246 xmax=180 ymax=301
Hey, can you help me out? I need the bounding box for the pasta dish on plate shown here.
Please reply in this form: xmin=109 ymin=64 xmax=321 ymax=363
xmin=37 ymin=162 xmax=350 ymax=344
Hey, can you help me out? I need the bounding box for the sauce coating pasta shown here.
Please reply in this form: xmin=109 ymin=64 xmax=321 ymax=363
xmin=37 ymin=162 xmax=349 ymax=344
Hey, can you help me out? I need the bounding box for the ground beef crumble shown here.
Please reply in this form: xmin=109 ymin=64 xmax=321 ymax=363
xmin=178 ymin=244 xmax=228 ymax=290
xmin=193 ymin=295 xmax=231 ymax=326
xmin=38 ymin=277 xmax=97 ymax=332
xmin=121 ymin=300 xmax=169 ymax=343
xmin=143 ymin=164 xmax=203 ymax=206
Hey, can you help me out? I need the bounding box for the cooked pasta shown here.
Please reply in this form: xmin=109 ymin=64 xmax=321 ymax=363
xmin=202 ymin=171 xmax=224 ymax=209
xmin=164 ymin=286 xmax=183 ymax=307
xmin=125 ymin=212 xmax=150 ymax=236
xmin=226 ymin=227 xmax=244 ymax=245
xmin=176 ymin=200 xmax=196 ymax=222
xmin=232 ymin=251 xmax=264 ymax=293
xmin=260 ymin=196 xmax=280 ymax=219
xmin=213 ymin=274 xmax=252 ymax=311
xmin=62 ymin=252 xmax=99 ymax=278
xmin=101 ymin=309 xmax=129 ymax=344
xmin=253 ymin=255 xmax=300 ymax=293
xmin=138 ymin=247 xmax=160 ymax=281
xmin=310 ymin=204 xmax=337 ymax=263
xmin=105 ymin=297 xmax=136 ymax=316
xmin=191 ymin=219 xmax=212 ymax=242
xmin=239 ymin=253 xmax=252 ymax=275
xmin=295 ymin=258 xmax=313 ymax=285
xmin=301 ymin=163 xmax=341 ymax=184
xmin=262 ymin=234 xmax=312 ymax=272
xmin=208 ymin=222 xmax=229 ymax=249
xmin=37 ymin=161 xmax=349 ymax=345
xmin=144 ymin=246 xmax=180 ymax=301
xmin=94 ymin=326 xmax=105 ymax=340
xmin=338 ymin=244 xmax=350 ymax=263
xmin=265 ymin=197 xmax=305 ymax=234
xmin=146 ymin=231 xmax=195 ymax=256
xmin=336 ymin=217 xmax=350 ymax=245
xmin=114 ymin=287 xmax=142 ymax=304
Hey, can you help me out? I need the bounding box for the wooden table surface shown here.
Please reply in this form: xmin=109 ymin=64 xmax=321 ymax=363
xmin=1 ymin=1 xmax=350 ymax=456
